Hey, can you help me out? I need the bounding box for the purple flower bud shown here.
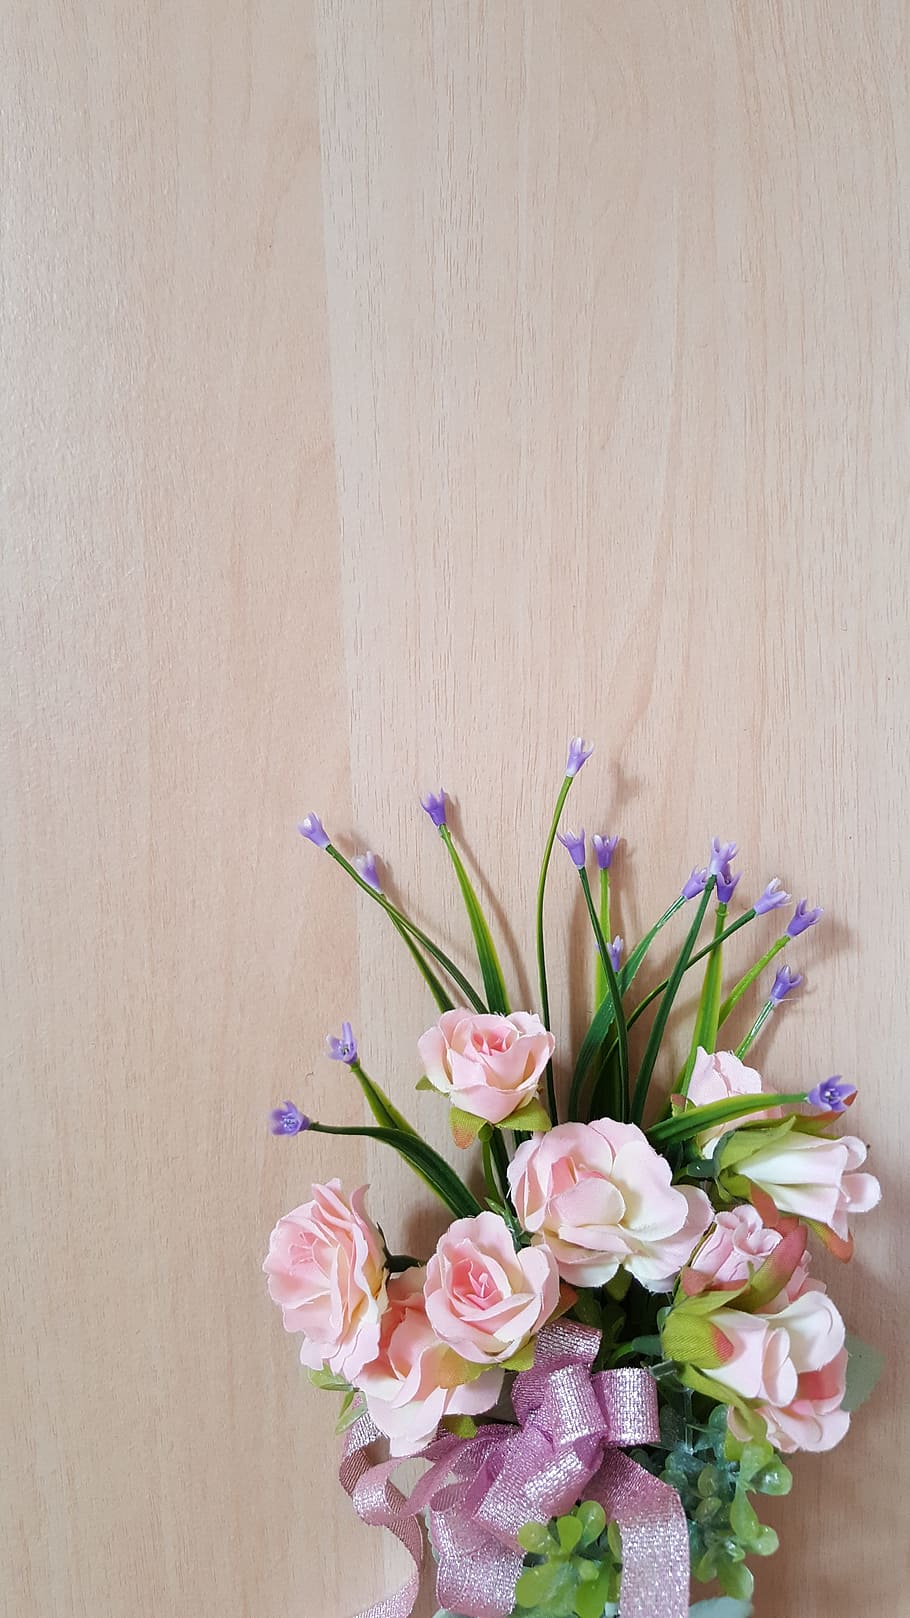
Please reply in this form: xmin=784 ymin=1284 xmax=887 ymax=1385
xmin=298 ymin=813 xmax=330 ymax=850
xmin=565 ymin=737 xmax=594 ymax=777
xmin=354 ymin=851 xmax=382 ymax=893
xmin=807 ymin=1075 xmax=857 ymax=1114
xmin=592 ymin=834 xmax=620 ymax=871
xmin=682 ymin=866 xmax=709 ymax=900
xmin=269 ymin=1100 xmax=309 ymax=1136
xmin=716 ymin=864 xmax=742 ymax=904
xmin=786 ymin=898 xmax=823 ymax=938
xmin=755 ymin=878 xmax=791 ymax=916
xmin=608 ymin=935 xmax=624 ymax=972
xmin=557 ymin=827 xmax=586 ymax=868
xmin=420 ymin=790 xmax=447 ymax=829
xmin=709 ymin=838 xmax=738 ymax=878
xmin=769 ymin=964 xmax=803 ymax=1005
xmin=325 ymin=1021 xmax=358 ymax=1065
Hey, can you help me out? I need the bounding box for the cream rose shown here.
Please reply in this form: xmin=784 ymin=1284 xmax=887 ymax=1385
xmin=508 ymin=1118 xmax=713 ymax=1291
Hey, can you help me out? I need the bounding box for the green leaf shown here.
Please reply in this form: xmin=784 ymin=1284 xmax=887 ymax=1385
xmin=631 ymin=880 xmax=715 ymax=1125
xmin=391 ymin=915 xmax=455 ymax=1011
xmin=351 ymin=1061 xmax=420 ymax=1138
xmin=649 ymin=1091 xmax=807 ymax=1146
xmin=308 ymin=1121 xmax=481 ymax=1219
xmin=516 ymin=1520 xmax=552 ymax=1554
xmin=306 ymin=1368 xmax=351 ymax=1392
xmin=843 ymin=1333 xmax=886 ymax=1411
xmin=556 ymin=1514 xmax=583 ymax=1553
xmin=440 ymin=825 xmax=510 ymax=1014
xmin=335 ymin=1392 xmax=366 ymax=1434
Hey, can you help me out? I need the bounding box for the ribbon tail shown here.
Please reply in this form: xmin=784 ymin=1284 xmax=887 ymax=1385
xmin=588 ymin=1450 xmax=690 ymax=1618
xmin=339 ymin=1414 xmax=424 ymax=1618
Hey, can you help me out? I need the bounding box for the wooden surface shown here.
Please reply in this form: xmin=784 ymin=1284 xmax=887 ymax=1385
xmin=3 ymin=4 xmax=908 ymax=1615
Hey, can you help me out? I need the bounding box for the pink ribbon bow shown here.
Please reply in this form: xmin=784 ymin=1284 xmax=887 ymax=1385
xmin=340 ymin=1320 xmax=689 ymax=1618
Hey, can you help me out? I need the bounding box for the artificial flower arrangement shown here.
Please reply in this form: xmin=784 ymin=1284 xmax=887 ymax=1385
xmin=264 ymin=739 xmax=882 ymax=1618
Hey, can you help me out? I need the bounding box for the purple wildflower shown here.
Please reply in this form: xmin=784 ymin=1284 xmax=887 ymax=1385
xmin=807 ymin=1076 xmax=857 ymax=1114
xmin=326 ymin=1021 xmax=358 ymax=1065
xmin=787 ymin=898 xmax=823 ymax=939
xmin=557 ymin=827 xmax=586 ymax=868
xmin=607 ymin=935 xmax=624 ymax=972
xmin=709 ymin=838 xmax=738 ymax=879
xmin=716 ymin=864 xmax=742 ymax=904
xmin=420 ymin=790 xmax=447 ymax=829
xmin=682 ymin=866 xmax=709 ymax=900
xmin=592 ymin=834 xmax=620 ymax=871
xmin=769 ymin=964 xmax=803 ymax=1005
xmin=755 ymin=878 xmax=791 ymax=916
xmin=354 ymin=851 xmax=382 ymax=893
xmin=298 ymin=813 xmax=330 ymax=850
xmin=565 ymin=737 xmax=594 ymax=777
xmin=269 ymin=1101 xmax=309 ymax=1136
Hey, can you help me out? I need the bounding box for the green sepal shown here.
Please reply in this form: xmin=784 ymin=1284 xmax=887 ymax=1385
xmin=441 ymin=1414 xmax=478 ymax=1439
xmin=736 ymin=1223 xmax=808 ymax=1312
xmin=307 ymin=1368 xmax=351 ymax=1392
xmin=500 ymin=1339 xmax=536 ymax=1373
xmin=449 ymin=1104 xmax=486 ymax=1148
xmin=335 ymin=1389 xmax=366 ymax=1434
xmin=415 ymin=1075 xmax=437 ymax=1092
xmin=661 ymin=1311 xmax=734 ymax=1370
xmin=495 ymin=1097 xmax=552 ymax=1134
xmin=717 ymin=1114 xmax=799 ymax=1173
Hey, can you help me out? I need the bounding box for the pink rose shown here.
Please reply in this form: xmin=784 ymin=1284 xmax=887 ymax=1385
xmin=355 ymin=1269 xmax=503 ymax=1455
xmin=418 ymin=1010 xmax=555 ymax=1124
xmin=424 ymin=1210 xmax=559 ymax=1363
xmin=684 ymin=1204 xmax=784 ymax=1295
xmin=720 ymin=1128 xmax=881 ymax=1254
xmin=262 ymin=1180 xmax=386 ymax=1380
xmin=508 ymin=1119 xmax=713 ymax=1291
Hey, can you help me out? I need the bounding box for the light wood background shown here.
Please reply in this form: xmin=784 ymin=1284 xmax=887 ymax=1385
xmin=3 ymin=3 xmax=908 ymax=1616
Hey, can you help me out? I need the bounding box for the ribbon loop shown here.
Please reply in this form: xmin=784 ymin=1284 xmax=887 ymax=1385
xmin=341 ymin=1321 xmax=689 ymax=1618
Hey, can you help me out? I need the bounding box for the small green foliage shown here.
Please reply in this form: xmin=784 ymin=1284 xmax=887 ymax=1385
xmin=508 ymin=1501 xmax=623 ymax=1618
xmin=638 ymin=1401 xmax=790 ymax=1600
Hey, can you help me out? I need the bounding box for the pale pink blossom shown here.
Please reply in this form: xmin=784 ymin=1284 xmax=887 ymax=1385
xmin=686 ymin=1047 xmax=771 ymax=1151
xmin=733 ymin=1347 xmax=850 ymax=1453
xmin=727 ymin=1129 xmax=881 ymax=1247
xmin=708 ymin=1284 xmax=846 ymax=1448
xmin=424 ymin=1210 xmax=559 ymax=1363
xmin=418 ymin=1010 xmax=555 ymax=1124
xmin=355 ymin=1269 xmax=502 ymax=1455
xmin=508 ymin=1119 xmax=713 ymax=1291
xmin=262 ymin=1180 xmax=386 ymax=1380
xmin=684 ymin=1204 xmax=783 ymax=1295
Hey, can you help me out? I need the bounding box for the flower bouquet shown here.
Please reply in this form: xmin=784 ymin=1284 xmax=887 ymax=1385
xmin=264 ymin=740 xmax=882 ymax=1618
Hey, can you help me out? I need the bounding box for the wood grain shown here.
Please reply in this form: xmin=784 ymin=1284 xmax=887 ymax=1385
xmin=3 ymin=3 xmax=908 ymax=1614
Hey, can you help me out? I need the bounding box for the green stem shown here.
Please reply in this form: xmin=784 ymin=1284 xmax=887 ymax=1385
xmin=391 ymin=916 xmax=455 ymax=1012
xmin=579 ymin=868 xmax=629 ymax=1120
xmin=718 ymin=936 xmax=787 ymax=1026
xmin=567 ymin=896 xmax=687 ymax=1122
xmin=630 ymin=879 xmax=715 ymax=1125
xmin=326 ymin=844 xmax=487 ymax=1012
xmin=535 ymin=775 xmax=574 ymax=1122
xmin=736 ymin=999 xmax=775 ymax=1058
xmin=594 ymin=868 xmax=611 ymax=1004
xmin=481 ymin=1136 xmax=500 ymax=1204
xmin=489 ymin=1129 xmax=511 ymax=1200
xmin=678 ymin=903 xmax=728 ymax=1098
xmin=439 ymin=824 xmax=509 ymax=1013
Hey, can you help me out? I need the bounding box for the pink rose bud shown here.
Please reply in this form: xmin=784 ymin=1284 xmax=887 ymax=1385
xmin=683 ymin=1204 xmax=785 ymax=1295
xmin=715 ymin=1284 xmax=850 ymax=1455
xmin=424 ymin=1211 xmax=559 ymax=1364
xmin=262 ymin=1180 xmax=387 ymax=1381
xmin=417 ymin=1010 xmax=555 ymax=1125
xmin=508 ymin=1118 xmax=713 ymax=1292
xmin=355 ymin=1269 xmax=502 ymax=1455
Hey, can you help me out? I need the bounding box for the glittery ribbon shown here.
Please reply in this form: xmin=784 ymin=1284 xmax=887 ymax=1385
xmin=340 ymin=1320 xmax=689 ymax=1618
